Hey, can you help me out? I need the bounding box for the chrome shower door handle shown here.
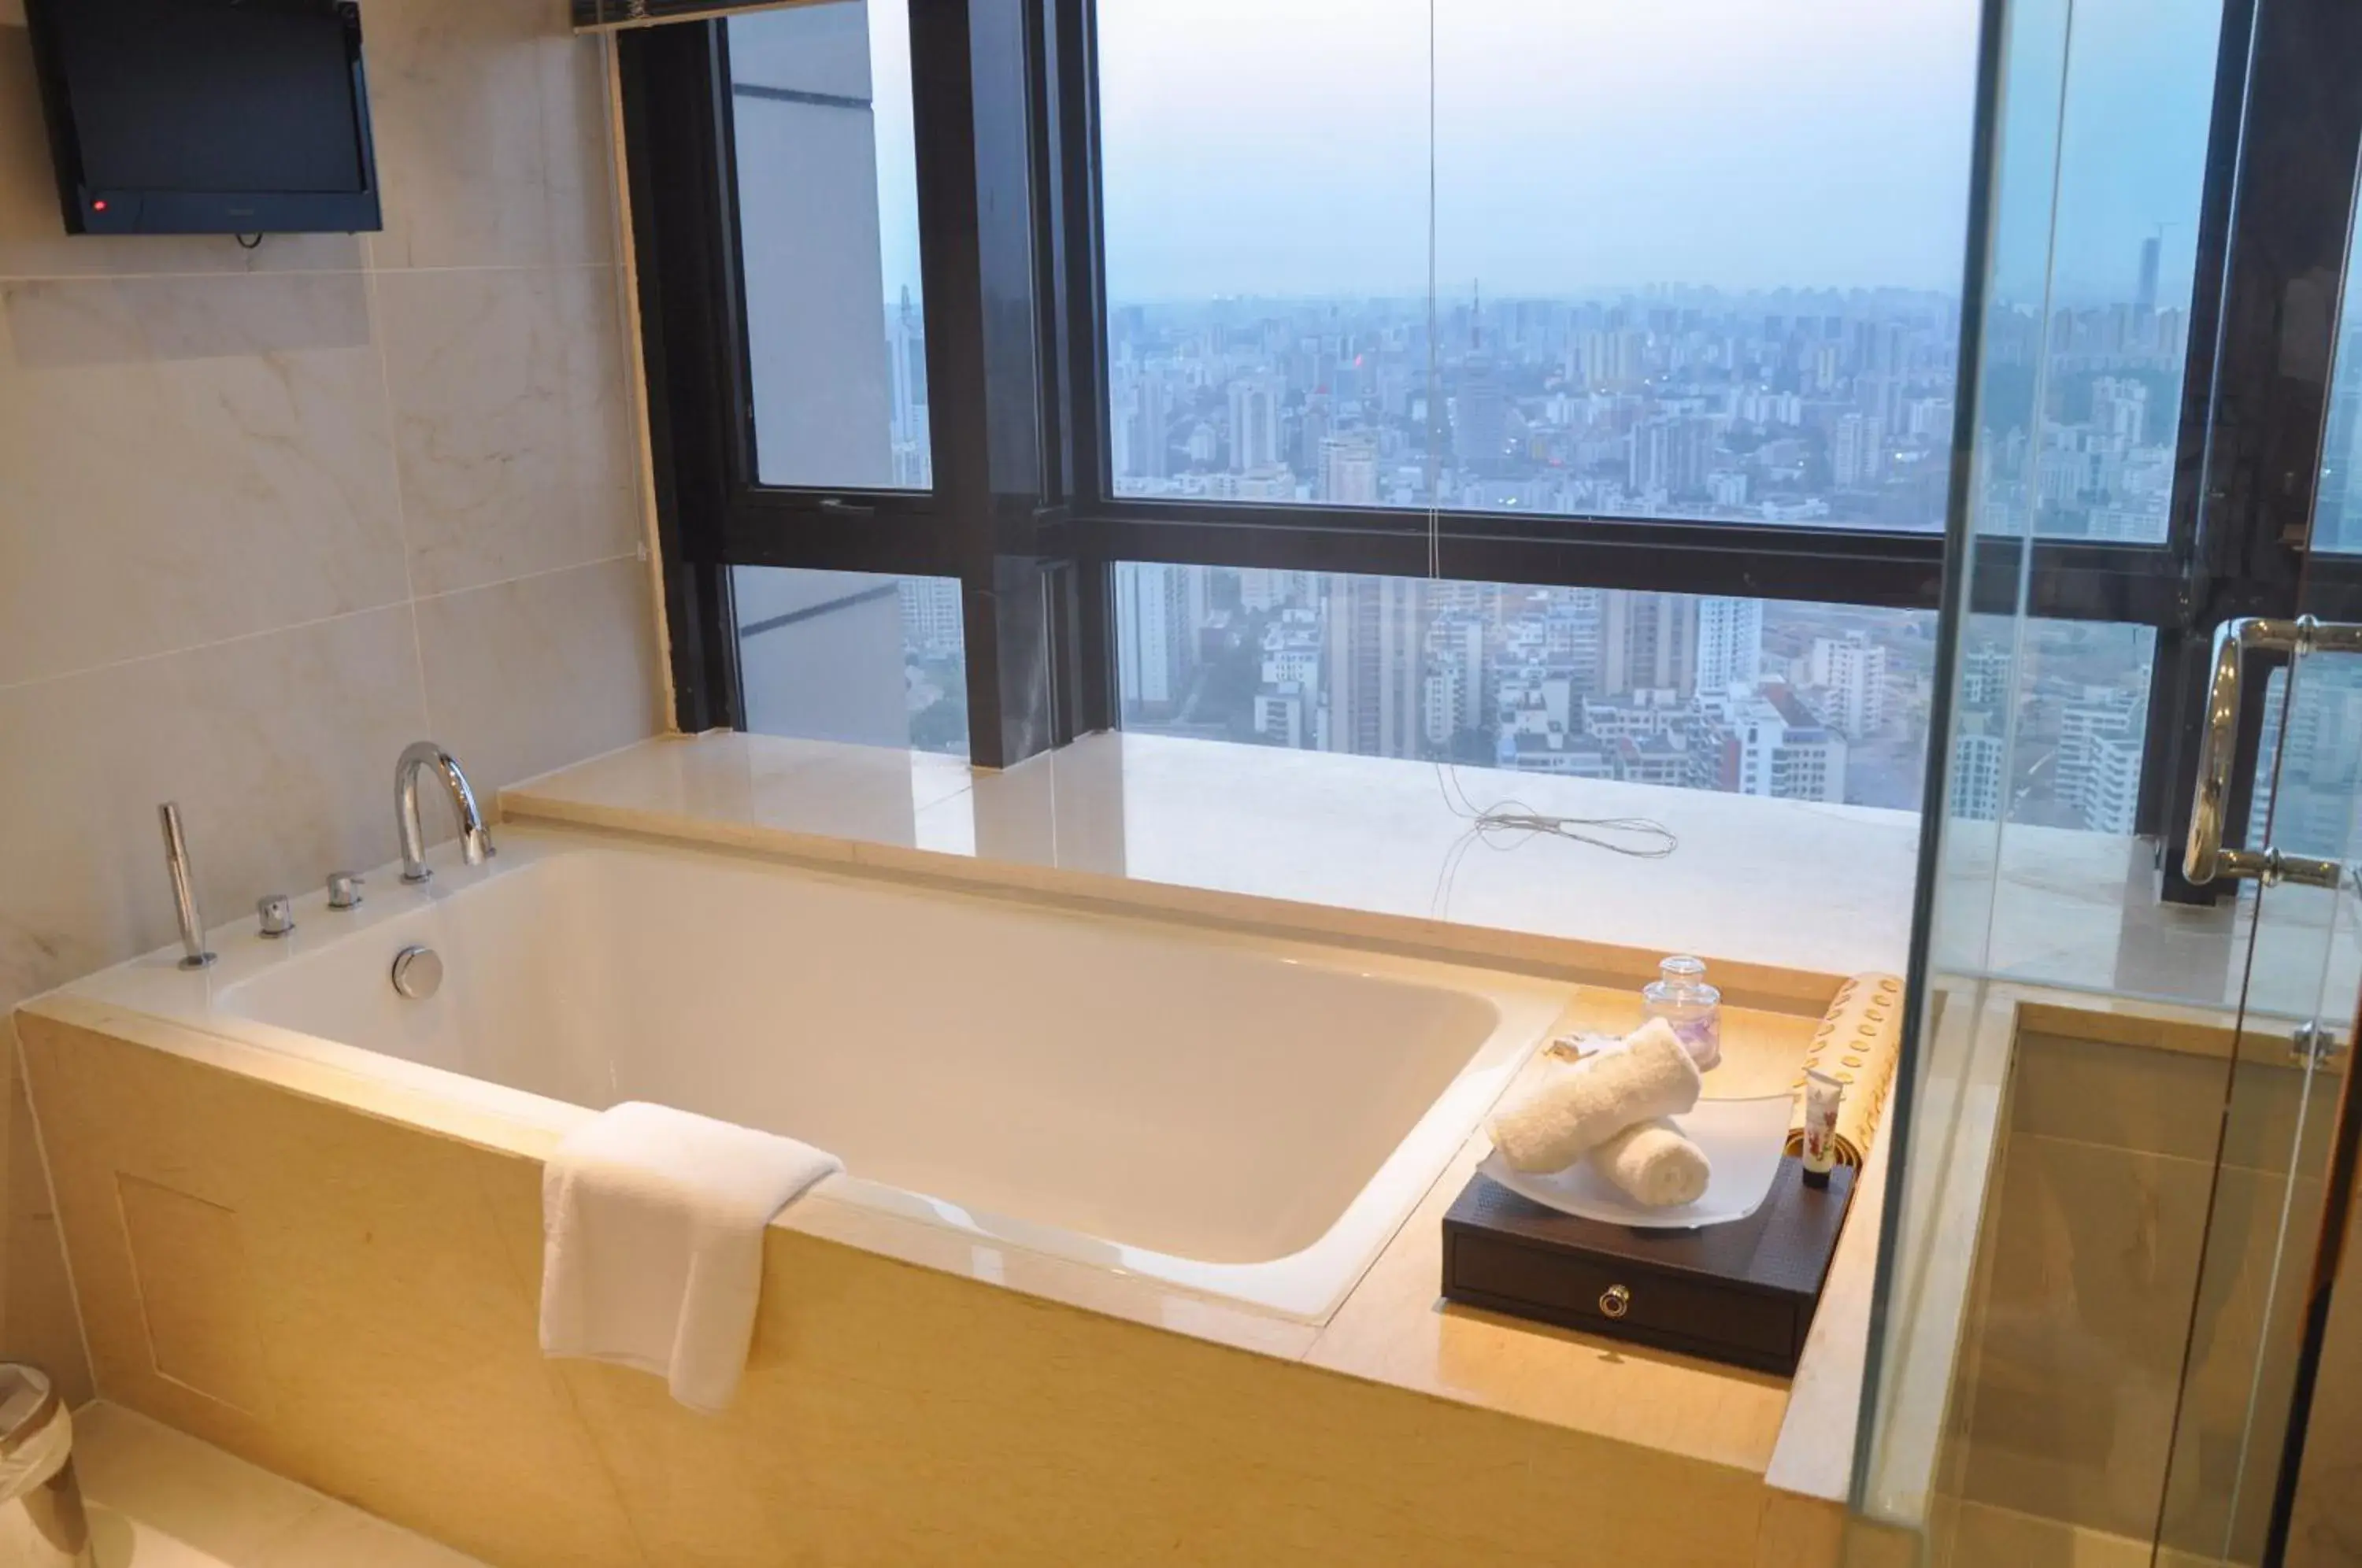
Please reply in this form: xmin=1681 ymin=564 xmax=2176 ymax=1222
xmin=2184 ymin=615 xmax=2362 ymax=889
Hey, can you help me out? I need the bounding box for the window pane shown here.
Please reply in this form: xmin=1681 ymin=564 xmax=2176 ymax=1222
xmin=730 ymin=4 xmax=929 ymax=490
xmin=1098 ymin=1 xmax=2216 ymax=538
xmin=734 ymin=568 xmax=967 ymax=756
xmin=1114 ymin=563 xmax=1935 ymax=809
xmin=1948 ymin=617 xmax=2156 ymax=830
xmin=2315 ymin=160 xmax=2362 ymax=549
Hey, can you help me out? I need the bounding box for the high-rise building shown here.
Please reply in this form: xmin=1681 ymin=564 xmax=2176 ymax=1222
xmin=1324 ymin=574 xmax=1424 ymax=758
xmin=1456 ymin=355 xmax=1507 ymax=475
xmin=896 ymin=576 xmax=964 ymax=655
xmin=1832 ymin=413 xmax=1868 ymax=488
xmin=1132 ymin=372 xmax=1170 ymax=481
xmin=1603 ymin=592 xmax=1697 ymax=697
xmin=1229 ymin=375 xmax=1282 ymax=473
xmin=2136 ymin=234 xmax=2162 ymax=321
xmin=1421 ymin=613 xmax=1486 ymax=747
xmin=1809 ymin=630 xmax=1887 ymax=738
xmin=1696 ymin=597 xmax=1765 ymax=699
xmin=2090 ymin=378 xmax=2149 ymax=446
xmin=887 ymin=287 xmax=929 ymax=487
xmin=1238 ymin=568 xmax=1317 ymax=611
xmin=1320 ymin=435 xmax=1379 ymax=505
xmin=2081 ymin=733 xmax=2142 ymax=834
xmin=1949 ymin=717 xmax=2005 ymax=821
xmin=1113 ymin=562 xmax=1200 ymax=716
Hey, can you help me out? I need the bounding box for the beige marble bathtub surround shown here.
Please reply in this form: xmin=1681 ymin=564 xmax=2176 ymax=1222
xmin=2 ymin=1018 xmax=87 ymax=1405
xmin=74 ymin=1402 xmax=493 ymax=1567
xmin=22 ymin=1006 xmax=1785 ymax=1568
xmin=1947 ymin=1024 xmax=2342 ymax=1559
xmin=0 ymin=0 xmax=659 ymax=1392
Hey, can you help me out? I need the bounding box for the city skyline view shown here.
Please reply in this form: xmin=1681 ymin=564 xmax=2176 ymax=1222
xmin=728 ymin=0 xmax=2258 ymax=838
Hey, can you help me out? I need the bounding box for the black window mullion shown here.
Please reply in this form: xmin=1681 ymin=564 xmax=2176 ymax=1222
xmin=2155 ymin=0 xmax=2362 ymax=904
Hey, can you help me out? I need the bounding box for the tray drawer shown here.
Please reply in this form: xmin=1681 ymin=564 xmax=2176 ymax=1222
xmin=1440 ymin=1159 xmax=1853 ymax=1376
xmin=1448 ymin=1233 xmax=1797 ymax=1359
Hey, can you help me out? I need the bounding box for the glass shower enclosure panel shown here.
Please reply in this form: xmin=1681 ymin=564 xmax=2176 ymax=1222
xmin=1852 ymin=0 xmax=2362 ymax=1562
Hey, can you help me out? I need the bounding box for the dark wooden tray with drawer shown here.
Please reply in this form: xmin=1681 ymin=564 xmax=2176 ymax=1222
xmin=1440 ymin=1158 xmax=1855 ymax=1375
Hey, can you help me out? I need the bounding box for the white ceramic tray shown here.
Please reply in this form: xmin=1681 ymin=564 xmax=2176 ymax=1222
xmin=1479 ymin=1092 xmax=1796 ymax=1230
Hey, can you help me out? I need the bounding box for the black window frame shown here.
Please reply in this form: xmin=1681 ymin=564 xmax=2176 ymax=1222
xmin=619 ymin=0 xmax=2362 ymax=905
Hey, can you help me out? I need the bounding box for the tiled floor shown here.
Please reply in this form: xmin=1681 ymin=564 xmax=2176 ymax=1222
xmin=50 ymin=1403 xmax=487 ymax=1568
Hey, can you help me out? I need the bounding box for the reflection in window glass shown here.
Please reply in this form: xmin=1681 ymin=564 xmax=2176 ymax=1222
xmin=1115 ymin=563 xmax=1935 ymax=808
xmin=2248 ymin=660 xmax=2362 ymax=856
xmin=1983 ymin=0 xmax=2222 ymax=545
xmin=1949 ymin=618 xmax=2156 ymax=830
xmin=731 ymin=4 xmax=929 ymax=489
xmin=2315 ymin=176 xmax=2362 ymax=551
xmin=734 ymin=567 xmax=966 ymax=756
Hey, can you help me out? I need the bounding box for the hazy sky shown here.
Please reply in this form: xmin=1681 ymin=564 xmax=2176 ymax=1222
xmin=865 ymin=0 xmax=2227 ymax=312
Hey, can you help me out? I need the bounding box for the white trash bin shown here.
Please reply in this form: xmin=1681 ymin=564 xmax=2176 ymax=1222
xmin=0 ymin=1365 xmax=92 ymax=1568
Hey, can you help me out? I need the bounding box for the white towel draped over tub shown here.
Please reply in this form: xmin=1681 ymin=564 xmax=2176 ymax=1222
xmin=539 ymin=1100 xmax=842 ymax=1413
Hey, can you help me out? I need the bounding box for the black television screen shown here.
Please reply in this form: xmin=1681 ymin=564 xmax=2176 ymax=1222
xmin=25 ymin=0 xmax=380 ymax=236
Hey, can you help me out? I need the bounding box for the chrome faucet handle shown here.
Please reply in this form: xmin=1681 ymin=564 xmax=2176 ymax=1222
xmin=327 ymin=871 xmax=364 ymax=910
xmin=256 ymin=894 xmax=296 ymax=938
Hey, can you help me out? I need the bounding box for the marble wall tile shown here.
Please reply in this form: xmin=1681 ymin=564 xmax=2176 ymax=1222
xmin=378 ymin=265 xmax=639 ymax=596
xmin=0 ymin=606 xmax=429 ymax=1012
xmin=0 ymin=17 xmax=366 ymax=282
xmin=0 ymin=0 xmax=659 ymax=1411
xmin=0 ymin=272 xmax=410 ymax=687
xmin=361 ymin=0 xmax=615 ymax=271
xmin=414 ymin=557 xmax=661 ymax=797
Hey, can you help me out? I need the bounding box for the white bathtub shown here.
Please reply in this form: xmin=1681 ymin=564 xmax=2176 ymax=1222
xmin=57 ymin=827 xmax=1565 ymax=1318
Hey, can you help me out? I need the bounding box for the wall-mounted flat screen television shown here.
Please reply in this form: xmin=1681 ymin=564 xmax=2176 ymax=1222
xmin=25 ymin=0 xmax=380 ymax=236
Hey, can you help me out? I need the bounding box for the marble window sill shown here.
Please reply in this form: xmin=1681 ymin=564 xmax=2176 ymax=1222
xmin=502 ymin=729 xmax=1924 ymax=1005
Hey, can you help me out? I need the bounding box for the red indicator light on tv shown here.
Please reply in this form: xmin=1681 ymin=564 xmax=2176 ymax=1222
xmin=91 ymin=199 xmax=108 ymax=212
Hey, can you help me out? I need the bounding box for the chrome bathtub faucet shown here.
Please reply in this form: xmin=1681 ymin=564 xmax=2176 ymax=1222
xmin=394 ymin=741 xmax=495 ymax=885
xmin=157 ymin=801 xmax=215 ymax=970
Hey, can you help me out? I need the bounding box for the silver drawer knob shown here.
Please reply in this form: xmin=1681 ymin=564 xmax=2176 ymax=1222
xmin=1599 ymin=1284 xmax=1631 ymax=1320
xmin=391 ymin=945 xmax=443 ymax=1000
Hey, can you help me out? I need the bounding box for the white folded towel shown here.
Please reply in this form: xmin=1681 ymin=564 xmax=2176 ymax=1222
xmin=1587 ymin=1117 xmax=1712 ymax=1208
xmin=1488 ymin=1017 xmax=1702 ymax=1174
xmin=539 ymin=1100 xmax=842 ymax=1413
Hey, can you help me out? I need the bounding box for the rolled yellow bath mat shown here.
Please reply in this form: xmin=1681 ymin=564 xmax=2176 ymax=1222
xmin=1783 ymin=973 xmax=1904 ymax=1167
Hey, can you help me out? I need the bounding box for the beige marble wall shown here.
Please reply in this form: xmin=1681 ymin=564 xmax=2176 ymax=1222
xmin=1944 ymin=1026 xmax=2342 ymax=1564
xmin=0 ymin=0 xmax=663 ymax=1397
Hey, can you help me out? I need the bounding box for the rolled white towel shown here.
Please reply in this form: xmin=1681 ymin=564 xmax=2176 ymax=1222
xmin=1589 ymin=1117 xmax=1712 ymax=1208
xmin=1489 ymin=1017 xmax=1702 ymax=1174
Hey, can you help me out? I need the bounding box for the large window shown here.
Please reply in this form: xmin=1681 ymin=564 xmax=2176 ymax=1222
xmin=735 ymin=568 xmax=968 ymax=756
xmin=1116 ymin=563 xmax=1934 ymax=808
xmin=620 ymin=0 xmax=2359 ymax=905
xmin=730 ymin=3 xmax=930 ymax=489
xmin=1097 ymin=0 xmax=1984 ymax=529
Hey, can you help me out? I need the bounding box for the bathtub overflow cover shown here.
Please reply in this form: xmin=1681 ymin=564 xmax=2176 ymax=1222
xmin=391 ymin=945 xmax=444 ymax=1000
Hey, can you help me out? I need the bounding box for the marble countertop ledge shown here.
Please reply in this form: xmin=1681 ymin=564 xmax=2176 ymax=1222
xmin=504 ymin=730 xmax=1923 ymax=1008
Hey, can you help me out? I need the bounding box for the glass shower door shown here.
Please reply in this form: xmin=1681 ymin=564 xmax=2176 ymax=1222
xmin=2152 ymin=139 xmax=2362 ymax=1567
